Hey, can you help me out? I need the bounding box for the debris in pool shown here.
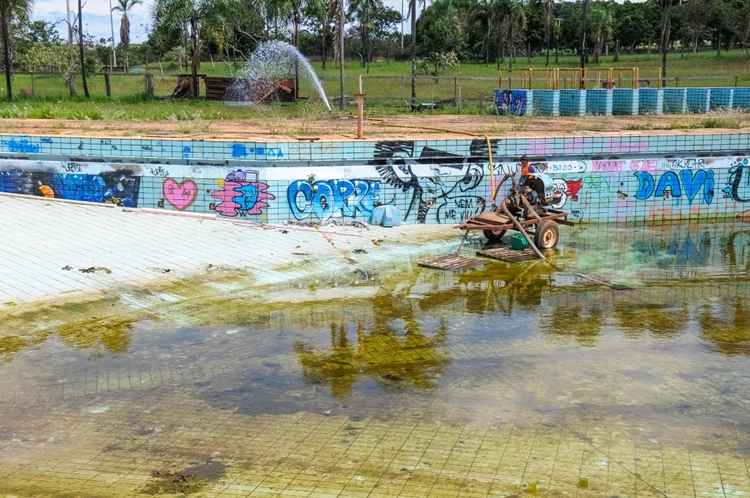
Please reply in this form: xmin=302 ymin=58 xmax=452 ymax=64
xmin=353 ymin=248 xmax=368 ymax=254
xmin=79 ymin=266 xmax=112 ymax=274
xmin=61 ymin=265 xmax=73 ymax=271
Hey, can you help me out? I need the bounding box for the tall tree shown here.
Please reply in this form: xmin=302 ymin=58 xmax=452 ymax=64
xmin=0 ymin=0 xmax=31 ymax=101
xmin=543 ymin=0 xmax=553 ymax=65
xmin=154 ymin=0 xmax=238 ymax=98
xmin=658 ymin=0 xmax=673 ymax=86
xmin=409 ymin=0 xmax=416 ymax=105
xmin=580 ymin=0 xmax=590 ymax=87
xmin=349 ymin=0 xmax=375 ymax=67
xmin=305 ymin=0 xmax=336 ymax=69
xmin=112 ymin=0 xmax=142 ymax=73
xmin=589 ymin=4 xmax=611 ymax=64
xmin=504 ymin=0 xmax=526 ymax=73
xmin=77 ymin=0 xmax=89 ymax=97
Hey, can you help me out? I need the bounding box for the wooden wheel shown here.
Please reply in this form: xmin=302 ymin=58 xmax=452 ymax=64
xmin=534 ymin=220 xmax=559 ymax=250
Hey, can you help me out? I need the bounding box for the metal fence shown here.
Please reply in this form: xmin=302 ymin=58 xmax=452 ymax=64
xmin=2 ymin=71 xmax=749 ymax=113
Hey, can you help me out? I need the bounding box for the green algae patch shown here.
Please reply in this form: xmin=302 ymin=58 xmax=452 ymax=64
xmin=57 ymin=316 xmax=136 ymax=353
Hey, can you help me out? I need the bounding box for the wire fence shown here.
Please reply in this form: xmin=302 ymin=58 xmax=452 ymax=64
xmin=1 ymin=71 xmax=749 ymax=113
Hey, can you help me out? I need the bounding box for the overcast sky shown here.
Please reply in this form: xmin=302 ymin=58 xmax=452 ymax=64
xmin=32 ymin=0 xmax=153 ymax=43
xmin=32 ymin=0 xmax=641 ymax=46
xmin=32 ymin=0 xmax=418 ymax=44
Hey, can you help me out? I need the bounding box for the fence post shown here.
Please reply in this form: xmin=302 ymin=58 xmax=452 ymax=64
xmin=104 ymin=71 xmax=112 ymax=98
xmin=454 ymin=76 xmax=458 ymax=103
xmin=458 ymin=86 xmax=462 ymax=113
xmin=144 ymin=73 xmax=154 ymax=99
xmin=30 ymin=72 xmax=35 ymax=97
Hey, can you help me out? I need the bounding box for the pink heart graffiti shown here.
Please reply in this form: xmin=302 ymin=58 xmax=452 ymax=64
xmin=163 ymin=178 xmax=198 ymax=210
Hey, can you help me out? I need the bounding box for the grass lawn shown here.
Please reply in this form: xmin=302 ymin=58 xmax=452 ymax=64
xmin=0 ymin=50 xmax=747 ymax=121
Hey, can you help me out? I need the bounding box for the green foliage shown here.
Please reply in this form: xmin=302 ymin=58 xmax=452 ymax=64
xmin=419 ymin=50 xmax=459 ymax=76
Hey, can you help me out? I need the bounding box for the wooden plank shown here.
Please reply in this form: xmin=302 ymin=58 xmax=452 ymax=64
xmin=418 ymin=255 xmax=483 ymax=271
xmin=477 ymin=247 xmax=538 ymax=263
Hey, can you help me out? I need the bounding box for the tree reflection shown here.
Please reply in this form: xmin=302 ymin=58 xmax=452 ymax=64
xmin=698 ymin=298 xmax=750 ymax=355
xmin=543 ymin=303 xmax=604 ymax=346
xmin=613 ymin=302 xmax=688 ymax=338
xmin=294 ymin=293 xmax=449 ymax=398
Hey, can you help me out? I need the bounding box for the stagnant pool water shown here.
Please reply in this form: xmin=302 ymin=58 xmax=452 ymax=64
xmin=1 ymin=222 xmax=749 ymax=497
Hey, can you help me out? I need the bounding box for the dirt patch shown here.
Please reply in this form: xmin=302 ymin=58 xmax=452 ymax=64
xmin=0 ymin=113 xmax=748 ymax=141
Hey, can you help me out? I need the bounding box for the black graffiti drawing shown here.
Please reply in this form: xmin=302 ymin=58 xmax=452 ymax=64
xmin=370 ymin=140 xmax=486 ymax=223
xmin=723 ymin=157 xmax=750 ymax=203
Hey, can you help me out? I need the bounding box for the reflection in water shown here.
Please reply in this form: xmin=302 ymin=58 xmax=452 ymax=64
xmin=699 ymin=298 xmax=750 ymax=355
xmin=544 ymin=303 xmax=604 ymax=346
xmin=613 ymin=302 xmax=689 ymax=338
xmin=295 ymin=294 xmax=449 ymax=398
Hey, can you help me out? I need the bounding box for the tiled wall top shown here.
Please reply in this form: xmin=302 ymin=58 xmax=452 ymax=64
xmin=1 ymin=132 xmax=749 ymax=164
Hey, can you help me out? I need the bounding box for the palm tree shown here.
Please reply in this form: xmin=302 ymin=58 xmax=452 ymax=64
xmin=112 ymin=0 xmax=142 ymax=73
xmin=349 ymin=0 xmax=380 ymax=69
xmin=589 ymin=5 xmax=612 ymax=64
xmin=0 ymin=0 xmax=32 ymax=101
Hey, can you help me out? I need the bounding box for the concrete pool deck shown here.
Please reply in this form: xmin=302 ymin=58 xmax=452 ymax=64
xmin=0 ymin=193 xmax=458 ymax=309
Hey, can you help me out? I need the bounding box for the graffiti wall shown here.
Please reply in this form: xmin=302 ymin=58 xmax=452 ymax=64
xmin=1 ymin=139 xmax=749 ymax=225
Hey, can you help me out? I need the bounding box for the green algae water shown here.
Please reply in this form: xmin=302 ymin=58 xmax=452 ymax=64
xmin=0 ymin=222 xmax=749 ymax=497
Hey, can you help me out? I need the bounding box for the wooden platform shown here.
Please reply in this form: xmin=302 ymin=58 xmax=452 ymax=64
xmin=477 ymin=246 xmax=540 ymax=263
xmin=418 ymin=255 xmax=484 ymax=271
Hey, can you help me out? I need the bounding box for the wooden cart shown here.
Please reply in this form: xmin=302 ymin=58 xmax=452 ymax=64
xmin=458 ymin=207 xmax=573 ymax=250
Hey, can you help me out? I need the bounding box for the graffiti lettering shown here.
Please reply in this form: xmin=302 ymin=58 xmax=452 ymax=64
xmin=150 ymin=166 xmax=170 ymax=177
xmin=231 ymin=143 xmax=284 ymax=159
xmin=62 ymin=162 xmax=83 ymax=173
xmin=666 ymin=158 xmax=705 ymax=170
xmin=288 ymin=179 xmax=381 ymax=221
xmin=210 ymin=170 xmax=274 ymax=217
xmin=634 ymin=170 xmax=714 ymax=205
xmin=592 ymin=160 xmax=625 ymax=172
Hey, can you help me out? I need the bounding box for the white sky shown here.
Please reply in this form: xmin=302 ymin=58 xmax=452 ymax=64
xmin=32 ymin=0 xmax=643 ymax=46
xmin=32 ymin=0 xmax=152 ymax=43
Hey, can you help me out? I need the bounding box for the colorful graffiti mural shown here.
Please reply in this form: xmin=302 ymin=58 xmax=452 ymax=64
xmin=0 ymin=149 xmax=748 ymax=225
xmin=495 ymin=90 xmax=527 ymax=116
xmin=209 ymin=170 xmax=274 ymax=217
xmin=0 ymin=168 xmax=141 ymax=206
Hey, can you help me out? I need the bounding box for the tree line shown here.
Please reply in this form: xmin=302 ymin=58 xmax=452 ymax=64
xmin=0 ymin=0 xmax=749 ymax=101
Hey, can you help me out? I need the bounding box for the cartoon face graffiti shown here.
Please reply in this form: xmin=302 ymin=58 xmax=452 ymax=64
xmin=371 ymin=141 xmax=485 ymax=223
xmin=210 ymin=169 xmax=275 ymax=217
